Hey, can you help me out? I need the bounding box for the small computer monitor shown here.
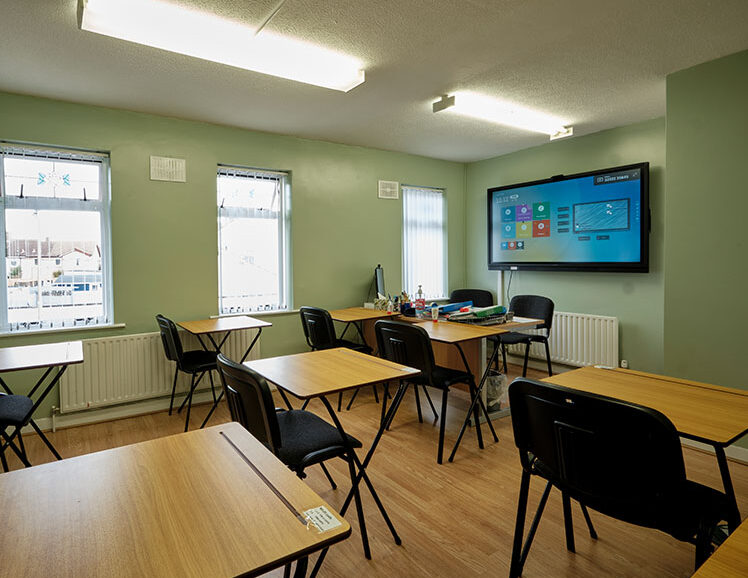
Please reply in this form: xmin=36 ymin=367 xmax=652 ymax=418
xmin=375 ymin=265 xmax=385 ymax=296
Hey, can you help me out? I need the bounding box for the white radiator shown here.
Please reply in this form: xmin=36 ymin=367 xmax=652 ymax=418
xmin=59 ymin=329 xmax=262 ymax=414
xmin=505 ymin=311 xmax=619 ymax=368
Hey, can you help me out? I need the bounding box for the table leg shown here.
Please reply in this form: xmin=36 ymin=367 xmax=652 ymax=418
xmin=714 ymin=445 xmax=741 ymax=531
xmin=317 ymin=396 xmax=371 ymax=560
xmin=448 ymin=341 xmax=501 ymax=463
xmin=201 ymin=328 xmax=271 ymax=429
xmin=0 ymin=366 xmax=69 ymax=463
xmin=310 ymin=384 xmax=408 ymax=578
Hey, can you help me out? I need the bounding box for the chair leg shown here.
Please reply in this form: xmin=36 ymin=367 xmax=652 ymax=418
xmin=178 ymin=371 xmax=205 ymax=413
xmin=522 ymin=342 xmax=531 ymax=377
xmin=0 ymin=435 xmax=8 ymax=472
xmin=421 ymin=386 xmax=439 ymax=421
xmin=517 ymin=480 xmax=553 ymax=574
xmin=183 ymin=373 xmax=199 ymax=432
xmin=208 ymin=370 xmax=217 ymax=403
xmin=694 ymin=521 xmax=715 ymax=570
xmin=437 ymin=388 xmax=449 ymax=464
xmin=501 ymin=343 xmax=508 ymax=374
xmin=168 ymin=367 xmax=179 ymax=415
xmin=337 ymin=391 xmax=343 ymax=412
xmin=16 ymin=430 xmax=28 ymax=466
xmin=580 ymin=503 xmax=598 ymax=539
xmin=345 ymin=388 xmax=361 ymax=411
xmin=319 ymin=462 xmax=337 ymax=490
xmin=414 ymin=383 xmax=423 ymax=423
xmin=510 ymin=469 xmax=532 ymax=578
xmin=372 ymin=384 xmax=380 ymax=404
xmin=562 ymin=492 xmax=576 ymax=552
xmin=544 ymin=339 xmax=552 ymax=376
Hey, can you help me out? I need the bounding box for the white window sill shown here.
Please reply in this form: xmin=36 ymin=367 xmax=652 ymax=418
xmin=0 ymin=322 xmax=126 ymax=338
xmin=212 ymin=309 xmax=299 ymax=319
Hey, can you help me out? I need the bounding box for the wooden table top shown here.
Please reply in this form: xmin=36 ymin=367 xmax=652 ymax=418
xmin=408 ymin=316 xmax=541 ymax=344
xmin=0 ymin=423 xmax=350 ymax=578
xmin=544 ymin=366 xmax=748 ymax=446
xmin=245 ymin=348 xmax=420 ymax=400
xmin=178 ymin=315 xmax=272 ymax=335
xmin=691 ymin=516 xmax=748 ymax=577
xmin=328 ymin=307 xmax=400 ymax=323
xmin=0 ymin=340 xmax=83 ymax=373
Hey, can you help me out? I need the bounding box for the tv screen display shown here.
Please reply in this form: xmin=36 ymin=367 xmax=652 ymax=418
xmin=488 ymin=162 xmax=649 ymax=272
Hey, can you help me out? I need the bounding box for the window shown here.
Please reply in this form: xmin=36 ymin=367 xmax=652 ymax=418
xmin=0 ymin=144 xmax=112 ymax=332
xmin=217 ymin=166 xmax=290 ymax=314
xmin=402 ymin=185 xmax=447 ymax=299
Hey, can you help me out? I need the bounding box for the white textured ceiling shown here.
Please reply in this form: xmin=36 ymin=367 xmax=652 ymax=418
xmin=1 ymin=0 xmax=748 ymax=162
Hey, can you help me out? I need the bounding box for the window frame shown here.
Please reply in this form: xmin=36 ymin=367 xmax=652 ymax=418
xmin=402 ymin=184 xmax=448 ymax=300
xmin=0 ymin=143 xmax=113 ymax=334
xmin=216 ymin=165 xmax=291 ymax=315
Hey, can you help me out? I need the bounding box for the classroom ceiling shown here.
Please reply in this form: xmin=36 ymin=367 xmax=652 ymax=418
xmin=1 ymin=1 xmax=748 ymax=162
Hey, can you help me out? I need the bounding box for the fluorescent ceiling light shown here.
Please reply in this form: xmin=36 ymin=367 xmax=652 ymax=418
xmin=77 ymin=0 xmax=365 ymax=92
xmin=432 ymin=92 xmax=573 ymax=139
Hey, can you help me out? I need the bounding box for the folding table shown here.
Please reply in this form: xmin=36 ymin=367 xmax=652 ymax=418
xmin=0 ymin=340 xmax=83 ymax=467
xmin=0 ymin=423 xmax=350 ymax=577
xmin=245 ymin=347 xmax=419 ymax=571
xmin=177 ymin=315 xmax=272 ymax=427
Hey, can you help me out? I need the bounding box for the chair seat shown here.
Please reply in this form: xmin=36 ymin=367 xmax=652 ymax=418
xmin=0 ymin=395 xmax=33 ymax=426
xmin=335 ymin=339 xmax=373 ymax=355
xmin=180 ymin=349 xmax=218 ymax=373
xmin=410 ymin=365 xmax=472 ymax=389
xmin=495 ymin=331 xmax=534 ymax=345
xmin=276 ymin=409 xmax=362 ymax=467
xmin=589 ymin=480 xmax=732 ymax=542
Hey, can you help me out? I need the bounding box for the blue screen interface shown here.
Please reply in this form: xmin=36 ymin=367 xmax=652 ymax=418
xmin=491 ymin=167 xmax=642 ymax=264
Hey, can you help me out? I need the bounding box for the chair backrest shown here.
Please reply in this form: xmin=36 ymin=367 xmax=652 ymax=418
xmin=375 ymin=320 xmax=432 ymax=381
xmin=449 ymin=288 xmax=494 ymax=308
xmin=299 ymin=306 xmax=338 ymax=350
xmin=156 ymin=314 xmax=183 ymax=363
xmin=508 ymin=377 xmax=688 ymax=524
xmin=509 ymin=295 xmax=554 ymax=331
xmin=216 ymin=354 xmax=282 ymax=453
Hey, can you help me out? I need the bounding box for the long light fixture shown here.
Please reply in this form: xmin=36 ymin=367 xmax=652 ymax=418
xmin=77 ymin=0 xmax=365 ymax=92
xmin=433 ymin=92 xmax=573 ymax=140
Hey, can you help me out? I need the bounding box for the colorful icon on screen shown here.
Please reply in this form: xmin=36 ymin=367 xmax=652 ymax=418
xmin=533 ymin=219 xmax=551 ymax=237
xmin=516 ymin=221 xmax=532 ymax=238
xmin=516 ymin=241 xmax=525 ymax=250
xmin=502 ymin=223 xmax=516 ymax=238
xmin=501 ymin=206 xmax=516 ymax=222
xmin=516 ymin=204 xmax=532 ymax=221
xmin=501 ymin=242 xmax=508 ymax=250
xmin=533 ymin=202 xmax=550 ymax=220
xmin=508 ymin=241 xmax=517 ymax=250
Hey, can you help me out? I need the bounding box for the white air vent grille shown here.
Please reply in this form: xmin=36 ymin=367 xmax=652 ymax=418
xmin=378 ymin=180 xmax=399 ymax=199
xmin=150 ymin=156 xmax=186 ymax=182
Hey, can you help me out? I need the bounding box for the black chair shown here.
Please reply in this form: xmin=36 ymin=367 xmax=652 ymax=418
xmin=215 ymin=353 xmax=360 ymax=492
xmin=449 ymin=288 xmax=494 ymax=308
xmin=0 ymin=393 xmax=34 ymax=472
xmin=496 ymin=295 xmax=554 ymax=377
xmin=375 ymin=319 xmax=498 ymax=464
xmin=156 ymin=314 xmax=217 ymax=432
xmin=508 ymin=378 xmax=731 ymax=577
xmin=299 ymin=306 xmax=376 ymax=411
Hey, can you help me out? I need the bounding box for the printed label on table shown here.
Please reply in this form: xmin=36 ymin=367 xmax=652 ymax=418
xmin=304 ymin=506 xmax=343 ymax=532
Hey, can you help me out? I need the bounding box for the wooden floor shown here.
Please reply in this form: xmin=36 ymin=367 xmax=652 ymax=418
xmin=4 ymin=364 xmax=747 ymax=578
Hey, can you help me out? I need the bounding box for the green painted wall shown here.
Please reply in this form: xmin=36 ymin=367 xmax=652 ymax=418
xmin=664 ymin=50 xmax=748 ymax=390
xmin=465 ymin=119 xmax=666 ymax=373
xmin=0 ymin=91 xmax=466 ymax=413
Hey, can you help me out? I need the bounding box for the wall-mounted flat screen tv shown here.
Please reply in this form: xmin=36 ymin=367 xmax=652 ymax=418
xmin=488 ymin=162 xmax=649 ymax=272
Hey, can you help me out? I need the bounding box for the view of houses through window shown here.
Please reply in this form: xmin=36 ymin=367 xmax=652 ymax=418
xmin=0 ymin=146 xmax=111 ymax=332
xmin=217 ymin=166 xmax=289 ymax=314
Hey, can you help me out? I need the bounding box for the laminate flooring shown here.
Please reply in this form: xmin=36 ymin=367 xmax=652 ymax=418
xmin=4 ymin=364 xmax=747 ymax=577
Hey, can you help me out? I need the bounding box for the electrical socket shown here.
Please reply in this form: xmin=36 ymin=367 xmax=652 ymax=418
xmin=620 ymin=359 xmax=629 ymax=369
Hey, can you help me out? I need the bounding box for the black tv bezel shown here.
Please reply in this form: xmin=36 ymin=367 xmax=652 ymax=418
xmin=487 ymin=162 xmax=650 ymax=273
